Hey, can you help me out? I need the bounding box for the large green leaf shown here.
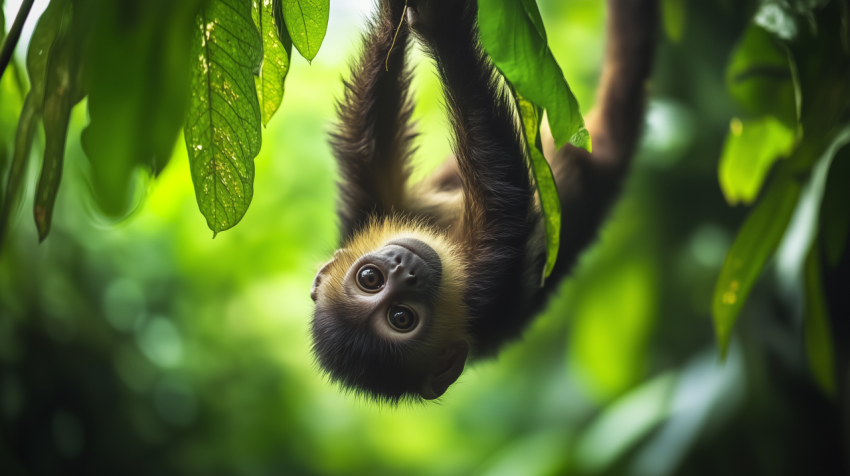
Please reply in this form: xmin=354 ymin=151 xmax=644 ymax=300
xmin=279 ymin=0 xmax=328 ymax=62
xmin=820 ymin=145 xmax=850 ymax=267
xmin=254 ymin=0 xmax=292 ymax=126
xmin=712 ymin=166 xmax=800 ymax=358
xmin=661 ymin=0 xmax=686 ymax=43
xmin=517 ymin=0 xmax=546 ymax=40
xmin=34 ymin=1 xmax=83 ymax=241
xmin=0 ymin=0 xmax=68 ymax=249
xmin=185 ymin=0 xmax=263 ymax=235
xmin=478 ymin=0 xmax=589 ymax=151
xmin=803 ymin=240 xmax=836 ymax=398
xmin=718 ymin=116 xmax=795 ymax=206
xmin=726 ymin=25 xmax=798 ymax=128
xmin=517 ymin=95 xmax=560 ymax=283
xmin=82 ymin=0 xmax=202 ymax=217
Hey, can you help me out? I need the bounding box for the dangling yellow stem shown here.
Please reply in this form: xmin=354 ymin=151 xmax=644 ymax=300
xmin=386 ymin=0 xmax=408 ymax=72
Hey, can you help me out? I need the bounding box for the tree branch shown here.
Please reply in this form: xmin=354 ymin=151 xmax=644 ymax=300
xmin=0 ymin=0 xmax=36 ymax=82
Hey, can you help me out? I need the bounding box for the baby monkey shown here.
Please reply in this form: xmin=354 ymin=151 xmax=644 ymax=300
xmin=311 ymin=0 xmax=657 ymax=401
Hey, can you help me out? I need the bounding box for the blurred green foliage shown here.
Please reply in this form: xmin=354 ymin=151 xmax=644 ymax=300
xmin=661 ymin=0 xmax=686 ymax=43
xmin=0 ymin=0 xmax=849 ymax=475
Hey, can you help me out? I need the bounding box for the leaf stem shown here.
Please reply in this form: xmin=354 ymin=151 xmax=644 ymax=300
xmin=385 ymin=0 xmax=407 ymax=72
xmin=0 ymin=0 xmax=36 ymax=83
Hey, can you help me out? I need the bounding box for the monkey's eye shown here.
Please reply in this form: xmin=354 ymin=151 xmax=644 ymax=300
xmin=387 ymin=306 xmax=418 ymax=333
xmin=357 ymin=266 xmax=385 ymax=291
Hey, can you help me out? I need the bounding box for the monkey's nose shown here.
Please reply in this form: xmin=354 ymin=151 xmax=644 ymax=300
xmin=388 ymin=263 xmax=418 ymax=287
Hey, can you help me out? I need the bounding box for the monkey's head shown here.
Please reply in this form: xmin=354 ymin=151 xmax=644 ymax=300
xmin=311 ymin=220 xmax=470 ymax=402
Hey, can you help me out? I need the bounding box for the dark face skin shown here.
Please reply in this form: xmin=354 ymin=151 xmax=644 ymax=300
xmin=312 ymin=238 xmax=469 ymax=399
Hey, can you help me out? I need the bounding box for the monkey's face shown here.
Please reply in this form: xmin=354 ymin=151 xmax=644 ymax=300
xmin=335 ymin=237 xmax=441 ymax=339
xmin=311 ymin=236 xmax=469 ymax=402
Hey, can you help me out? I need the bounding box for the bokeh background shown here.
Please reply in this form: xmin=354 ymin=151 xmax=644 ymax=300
xmin=1 ymin=0 xmax=848 ymax=474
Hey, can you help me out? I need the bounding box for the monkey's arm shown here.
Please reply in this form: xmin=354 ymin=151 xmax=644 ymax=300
xmin=541 ymin=0 xmax=658 ymax=296
xmin=332 ymin=0 xmax=414 ymax=238
xmin=411 ymin=0 xmax=536 ymax=347
xmin=414 ymin=2 xmax=531 ymax=238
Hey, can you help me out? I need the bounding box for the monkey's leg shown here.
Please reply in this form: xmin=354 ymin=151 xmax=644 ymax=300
xmin=410 ymin=0 xmax=538 ymax=349
xmin=538 ymin=0 xmax=658 ymax=297
xmin=332 ymin=0 xmax=415 ymax=239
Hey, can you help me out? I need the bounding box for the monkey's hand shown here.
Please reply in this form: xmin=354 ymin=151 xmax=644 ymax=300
xmin=381 ymin=0 xmax=410 ymax=21
xmin=405 ymin=0 xmax=473 ymax=43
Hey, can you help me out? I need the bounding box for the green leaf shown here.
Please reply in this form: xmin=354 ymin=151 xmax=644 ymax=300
xmin=254 ymin=0 xmax=292 ymax=126
xmin=517 ymin=95 xmax=560 ymax=283
xmin=34 ymin=2 xmax=81 ymax=241
xmin=712 ymin=165 xmax=801 ymax=358
xmin=478 ymin=0 xmax=590 ymax=152
xmin=0 ymin=0 xmax=67 ymax=250
xmin=803 ymin=240 xmax=837 ymax=398
xmin=726 ymin=25 xmax=798 ymax=129
xmin=661 ymin=0 xmax=686 ymax=43
xmin=718 ymin=116 xmax=795 ymax=206
xmin=26 ymin=0 xmax=68 ymax=106
xmin=518 ymin=0 xmax=546 ymax=41
xmin=82 ymin=0 xmax=202 ymax=217
xmin=185 ymin=0 xmax=263 ymax=235
xmin=820 ymin=145 xmax=850 ymax=267
xmin=279 ymin=0 xmax=328 ymax=62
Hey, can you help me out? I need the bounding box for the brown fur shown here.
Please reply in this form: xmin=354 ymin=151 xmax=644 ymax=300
xmin=314 ymin=0 xmax=658 ymax=400
xmin=330 ymin=0 xmax=417 ymax=236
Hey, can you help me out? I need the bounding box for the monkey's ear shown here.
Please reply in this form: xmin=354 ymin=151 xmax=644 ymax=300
xmin=311 ymin=249 xmax=350 ymax=302
xmin=421 ymin=341 xmax=469 ymax=400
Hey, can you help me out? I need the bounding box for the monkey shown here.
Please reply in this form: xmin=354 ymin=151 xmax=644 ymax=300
xmin=310 ymin=0 xmax=658 ymax=402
